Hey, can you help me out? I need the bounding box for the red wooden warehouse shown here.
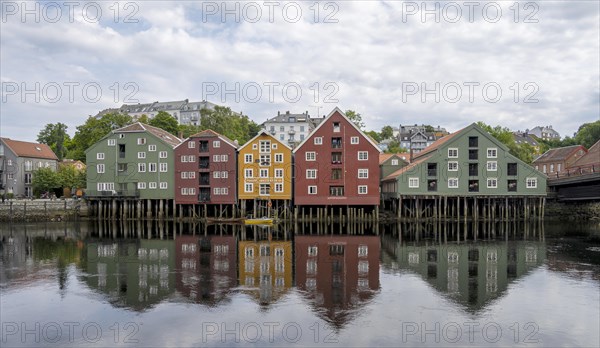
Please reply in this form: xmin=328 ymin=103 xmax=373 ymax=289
xmin=293 ymin=107 xmax=382 ymax=217
xmin=174 ymin=130 xmax=238 ymax=217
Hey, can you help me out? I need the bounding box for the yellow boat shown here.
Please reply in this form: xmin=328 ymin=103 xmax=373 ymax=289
xmin=244 ymin=217 xmax=274 ymax=225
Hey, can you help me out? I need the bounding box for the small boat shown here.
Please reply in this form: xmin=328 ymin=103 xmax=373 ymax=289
xmin=244 ymin=217 xmax=274 ymax=225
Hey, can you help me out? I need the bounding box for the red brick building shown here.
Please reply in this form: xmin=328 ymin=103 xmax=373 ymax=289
xmin=174 ymin=130 xmax=238 ymax=215
xmin=293 ymin=108 xmax=381 ymax=207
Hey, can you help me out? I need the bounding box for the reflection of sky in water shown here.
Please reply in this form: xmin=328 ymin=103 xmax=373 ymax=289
xmin=0 ymin=223 xmax=598 ymax=347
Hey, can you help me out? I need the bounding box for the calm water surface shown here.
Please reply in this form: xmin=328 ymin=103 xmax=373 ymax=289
xmin=1 ymin=220 xmax=599 ymax=347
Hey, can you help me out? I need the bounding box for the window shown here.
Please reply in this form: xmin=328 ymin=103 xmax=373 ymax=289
xmin=245 ymin=183 xmax=253 ymax=192
xmin=487 ymin=178 xmax=498 ymax=188
xmin=188 ymin=141 xmax=195 ymax=149
xmin=358 ymin=185 xmax=368 ymax=194
xmin=308 ymin=186 xmax=317 ymax=194
xmin=221 ymin=171 xmax=228 ymax=178
xmin=97 ymin=182 xmax=114 ymax=191
xmin=408 ymin=177 xmax=419 ymax=188
xmin=330 ymin=244 xmax=344 ymax=256
xmin=469 ymin=179 xmax=479 ymax=192
xmin=159 ymin=163 xmax=167 ymax=172
xmin=97 ymin=153 xmax=105 ymax=160
xmin=279 ymin=126 xmax=285 ymax=132
xmin=391 ymin=159 xmax=399 ymax=166
xmin=214 ymin=187 xmax=221 ymax=195
xmin=507 ymin=163 xmax=518 ymax=176
xmin=259 ymin=183 xmax=270 ymax=195
xmin=448 ymin=178 xmax=459 ymax=188
xmin=314 ymin=137 xmax=323 ymax=145
xmin=427 ymin=163 xmax=437 ymax=176
xmin=97 ymin=164 xmax=105 ymax=173
xmin=159 ymin=182 xmax=167 ymax=189
xmin=189 ymin=172 xmax=195 ymax=179
xmin=279 ymin=134 xmax=284 ymax=141
xmin=275 ymin=169 xmax=283 ymax=178
xmin=358 ymin=151 xmax=368 ymax=160
xmin=469 ymin=136 xmax=478 ymax=147
xmin=213 ymin=155 xmax=220 ymax=162
xmin=333 ymin=122 xmax=340 ymax=132
xmin=188 ymin=155 xmax=195 ymax=162
xmin=159 ymin=151 xmax=167 ymax=159
xmin=448 ymin=148 xmax=458 ymax=158
xmin=149 ymin=144 xmax=157 ymax=151
xmin=221 ymin=155 xmax=228 ymax=162
xmin=260 ymin=154 xmax=270 ymax=166
xmin=259 ymin=140 xmax=271 ymax=153
xmin=213 ymin=140 xmax=220 ymax=148
xmin=542 ymin=164 xmax=547 ymax=173
xmin=351 ymin=136 xmax=359 ymax=144
xmin=550 ymin=164 xmax=554 ymax=172
xmin=358 ymin=169 xmax=368 ymax=178
xmin=508 ymin=179 xmax=517 ymax=191
xmin=24 ymin=161 xmax=32 ymax=171
xmin=7 ymin=173 xmax=14 ymax=180
xmin=138 ymin=163 xmax=146 ymax=172
xmin=245 ymin=169 xmax=253 ymax=178
xmin=308 ymin=246 xmax=318 ymax=256
xmin=137 ymin=138 xmax=146 ymax=145
xmin=274 ymin=153 xmax=283 ymax=163
xmin=358 ymin=245 xmax=368 ymax=257
xmin=138 ymin=152 xmax=146 ymax=159
xmin=181 ymin=172 xmax=188 ymax=179
xmin=558 ymin=163 xmax=562 ymax=172
xmin=469 ymin=149 xmax=478 ymax=160
xmin=7 ymin=159 xmax=12 ymax=166
xmin=487 ymin=161 xmax=497 ymax=171
xmin=448 ymin=161 xmax=458 ymax=171
xmin=146 ymin=163 xmax=155 ymax=172
xmin=260 ymin=169 xmax=269 ymax=178
xmin=181 ymin=155 xmax=188 ymax=163
xmin=331 ymin=168 xmax=342 ymax=180
xmin=138 ymin=182 xmax=146 ymax=189
xmin=213 ymin=171 xmax=221 ymax=179
xmin=275 ymin=183 xmax=283 ymax=192
xmin=487 ymin=148 xmax=497 ymax=158
xmin=149 ymin=182 xmax=157 ymax=189
xmin=332 ymin=152 xmax=342 ymax=163
xmin=428 ymin=179 xmax=437 ymax=192
xmin=332 ymin=137 xmax=342 ymax=148
xmin=244 ymin=154 xmax=253 ymax=163
xmin=306 ymin=169 xmax=317 ymax=179
xmin=469 ymin=163 xmax=478 ymax=176
xmin=306 ymin=152 xmax=316 ymax=161
xmin=526 ymin=177 xmax=537 ymax=188
xmin=330 ymin=186 xmax=344 ymax=196
xmin=272 ymin=144 xmax=278 ymax=150
xmin=108 ymin=139 xmax=116 ymax=146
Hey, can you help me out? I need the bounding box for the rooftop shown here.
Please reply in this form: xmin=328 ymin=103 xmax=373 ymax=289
xmin=0 ymin=138 xmax=58 ymax=160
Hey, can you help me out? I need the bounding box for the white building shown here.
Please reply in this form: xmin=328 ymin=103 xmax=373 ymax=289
xmin=261 ymin=111 xmax=322 ymax=147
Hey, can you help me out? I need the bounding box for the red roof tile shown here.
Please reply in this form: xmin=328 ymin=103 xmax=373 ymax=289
xmin=413 ymin=127 xmax=464 ymax=159
xmin=382 ymin=154 xmax=433 ymax=181
xmin=570 ymin=140 xmax=599 ymax=167
xmin=1 ymin=138 xmax=58 ymax=160
xmin=533 ymin=145 xmax=587 ymax=164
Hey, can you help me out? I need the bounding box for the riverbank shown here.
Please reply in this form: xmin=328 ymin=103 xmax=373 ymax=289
xmin=0 ymin=199 xmax=86 ymax=222
xmin=545 ymin=201 xmax=600 ymax=221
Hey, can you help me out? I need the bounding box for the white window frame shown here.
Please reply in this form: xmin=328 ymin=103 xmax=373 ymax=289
xmin=137 ymin=138 xmax=146 ymax=145
xmin=274 ymin=153 xmax=284 ymax=163
xmin=526 ymin=177 xmax=537 ymax=188
xmin=448 ymin=178 xmax=459 ymax=188
xmin=275 ymin=169 xmax=283 ymax=178
xmin=306 ymin=152 xmax=316 ymax=161
xmin=181 ymin=172 xmax=188 ymax=179
xmin=391 ymin=159 xmax=398 ymax=166
xmin=159 ymin=151 xmax=167 ymax=159
xmin=487 ymin=178 xmax=498 ymax=188
xmin=108 ymin=139 xmax=116 ymax=146
xmin=314 ymin=137 xmax=323 ymax=145
xmin=260 ymin=168 xmax=269 ymax=178
xmin=308 ymin=186 xmax=317 ymax=195
xmin=275 ymin=183 xmax=283 ymax=192
xmin=221 ymin=154 xmax=227 ymax=162
xmin=97 ymin=153 xmax=105 ymax=160
xmin=159 ymin=182 xmax=167 ymax=189
xmin=358 ymin=169 xmax=368 ymax=179
xmin=187 ymin=141 xmax=195 ymax=149
xmin=306 ymin=169 xmax=317 ymax=179
xmin=189 ymin=172 xmax=195 ymax=179
xmin=448 ymin=148 xmax=458 ymax=158
xmin=272 ymin=143 xmax=278 ymax=150
xmin=448 ymin=161 xmax=458 ymax=171
xmin=181 ymin=155 xmax=188 ymax=163
xmin=408 ymin=177 xmax=419 ymax=188
xmin=149 ymin=182 xmax=157 ymax=189
xmin=244 ymin=154 xmax=253 ymax=163
xmin=487 ymin=161 xmax=497 ymax=172
xmin=138 ymin=163 xmax=146 ymax=172
xmin=259 ymin=140 xmax=271 ymax=153
xmin=188 ymin=155 xmax=195 ymax=162
xmin=148 ymin=144 xmax=157 ymax=151
xmin=138 ymin=152 xmax=146 ymax=159
xmin=245 ymin=183 xmax=253 ymax=193
xmin=137 ymin=182 xmax=146 ymax=189
xmin=97 ymin=164 xmax=105 ymax=173
xmin=260 ymin=154 xmax=270 ymax=166
xmin=487 ymin=148 xmax=497 ymax=158
xmin=245 ymin=169 xmax=253 ymax=178
xmin=213 ymin=171 xmax=220 ymax=179
xmin=159 ymin=163 xmax=167 ymax=172
xmin=351 ymin=136 xmax=359 ymax=144
xmin=149 ymin=163 xmax=157 ymax=172
xmin=358 ymin=151 xmax=368 ymax=161
xmin=221 ymin=171 xmax=228 ymax=178
xmin=213 ymin=155 xmax=220 ymax=162
xmin=213 ymin=140 xmax=220 ymax=148
xmin=358 ymin=185 xmax=368 ymax=194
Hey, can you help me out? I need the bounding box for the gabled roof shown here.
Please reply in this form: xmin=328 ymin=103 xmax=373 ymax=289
xmin=379 ymin=153 xmax=409 ymax=165
xmin=177 ymin=129 xmax=238 ymax=149
xmin=113 ymin=122 xmax=182 ymax=148
xmin=382 ymin=154 xmax=433 ymax=181
xmin=0 ymin=138 xmax=58 ymax=160
xmin=237 ymin=131 xmax=292 ymax=151
xmin=293 ymin=107 xmax=382 ymax=153
xmin=262 ymin=111 xmax=312 ymax=125
xmin=569 ymin=140 xmax=599 ymax=167
xmin=533 ymin=145 xmax=587 ymax=164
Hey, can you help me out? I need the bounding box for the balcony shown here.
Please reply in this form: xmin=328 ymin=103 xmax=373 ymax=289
xmin=332 ymin=138 xmax=342 ymax=149
xmin=199 ymin=176 xmax=210 ymax=185
xmin=288 ymin=129 xmax=296 ymax=134
xmin=198 ymin=194 xmax=211 ymax=202
xmin=199 ymin=141 xmax=209 ymax=152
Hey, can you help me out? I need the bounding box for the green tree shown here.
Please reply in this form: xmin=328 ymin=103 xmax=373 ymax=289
xmin=32 ymin=167 xmax=61 ymax=195
xmin=364 ymin=130 xmax=382 ymax=143
xmin=57 ymin=165 xmax=85 ymax=189
xmin=477 ymin=121 xmax=533 ymax=163
xmin=199 ymin=106 xmax=260 ymax=144
xmin=574 ymin=120 xmax=600 ymax=148
xmin=70 ymin=113 xmax=133 ymax=162
xmin=148 ymin=111 xmax=179 ymax=136
xmin=385 ymin=140 xmax=408 ymax=154
xmin=37 ymin=123 xmax=70 ymax=160
xmin=345 ymin=110 xmax=365 ymax=130
xmin=424 ymin=125 xmax=435 ymax=133
xmin=380 ymin=126 xmax=394 ymax=140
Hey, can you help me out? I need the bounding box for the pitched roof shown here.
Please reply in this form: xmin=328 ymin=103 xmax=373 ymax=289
xmin=379 ymin=153 xmax=409 ymax=165
xmin=1 ymin=138 xmax=58 ymax=160
xmin=113 ymin=122 xmax=182 ymax=147
xmin=188 ymin=129 xmax=238 ymax=149
xmin=382 ymin=154 xmax=433 ymax=181
xmin=262 ymin=111 xmax=312 ymax=124
xmin=413 ymin=126 xmax=465 ymax=159
xmin=570 ymin=140 xmax=600 ymax=167
xmin=533 ymin=145 xmax=587 ymax=164
xmin=293 ymin=107 xmax=382 ymax=153
xmin=237 ymin=131 xmax=292 ymax=151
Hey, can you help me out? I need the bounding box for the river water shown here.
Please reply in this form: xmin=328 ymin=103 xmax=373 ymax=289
xmin=1 ymin=220 xmax=599 ymax=347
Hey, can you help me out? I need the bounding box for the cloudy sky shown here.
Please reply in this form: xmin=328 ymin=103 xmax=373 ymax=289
xmin=1 ymin=0 xmax=599 ymax=141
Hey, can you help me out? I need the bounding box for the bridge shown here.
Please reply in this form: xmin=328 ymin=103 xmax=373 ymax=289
xmin=547 ymin=164 xmax=600 ymax=201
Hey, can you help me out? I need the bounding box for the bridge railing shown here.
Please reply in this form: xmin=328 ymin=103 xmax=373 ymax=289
xmin=548 ymin=164 xmax=597 ymax=180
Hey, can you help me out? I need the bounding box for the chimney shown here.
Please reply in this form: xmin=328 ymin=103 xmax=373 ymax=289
xmin=277 ymin=111 xmax=280 ymax=116
xmin=178 ymin=131 xmax=184 ymax=139
xmin=286 ymin=111 xmax=290 ymax=114
xmin=409 ymin=148 xmax=414 ymax=163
